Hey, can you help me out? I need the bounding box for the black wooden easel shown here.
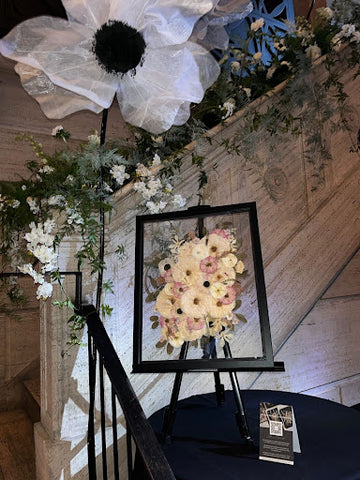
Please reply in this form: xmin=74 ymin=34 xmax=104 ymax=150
xmin=132 ymin=203 xmax=285 ymax=452
xmin=161 ymin=339 xmax=255 ymax=447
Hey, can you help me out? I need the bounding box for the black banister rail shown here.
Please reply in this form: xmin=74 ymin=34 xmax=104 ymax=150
xmin=83 ymin=305 xmax=176 ymax=480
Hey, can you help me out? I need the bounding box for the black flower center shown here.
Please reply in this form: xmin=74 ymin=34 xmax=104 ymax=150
xmin=92 ymin=20 xmax=146 ymax=75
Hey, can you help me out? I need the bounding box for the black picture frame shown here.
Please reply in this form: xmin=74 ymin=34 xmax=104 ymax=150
xmin=132 ymin=202 xmax=284 ymax=373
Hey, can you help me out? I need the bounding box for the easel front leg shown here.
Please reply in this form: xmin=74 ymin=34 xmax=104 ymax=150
xmin=161 ymin=342 xmax=189 ymax=443
xmin=202 ymin=337 xmax=225 ymax=405
xmin=223 ymin=342 xmax=254 ymax=446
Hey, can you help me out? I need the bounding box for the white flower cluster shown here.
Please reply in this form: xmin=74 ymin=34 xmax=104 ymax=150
xmin=1 ymin=194 xmax=22 ymax=211
xmin=316 ymin=7 xmax=333 ymax=21
xmin=26 ymin=197 xmax=40 ymax=214
xmin=332 ymin=23 xmax=360 ymax=46
xmin=19 ymin=219 xmax=58 ymax=300
xmin=131 ymin=154 xmax=186 ymax=214
xmin=221 ymin=99 xmax=236 ymax=120
xmin=110 ymin=164 xmax=130 ymax=187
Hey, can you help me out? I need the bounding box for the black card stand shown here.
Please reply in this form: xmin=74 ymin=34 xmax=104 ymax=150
xmin=161 ymin=339 xmax=256 ymax=451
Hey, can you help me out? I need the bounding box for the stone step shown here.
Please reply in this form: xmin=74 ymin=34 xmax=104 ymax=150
xmin=22 ymin=378 xmax=40 ymax=424
xmin=0 ymin=409 xmax=36 ymax=480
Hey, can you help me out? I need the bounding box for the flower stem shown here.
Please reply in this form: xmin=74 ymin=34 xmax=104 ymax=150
xmin=95 ymin=109 xmax=108 ymax=313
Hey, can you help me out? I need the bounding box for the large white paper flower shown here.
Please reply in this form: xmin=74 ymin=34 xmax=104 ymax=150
xmin=0 ymin=0 xmax=251 ymax=133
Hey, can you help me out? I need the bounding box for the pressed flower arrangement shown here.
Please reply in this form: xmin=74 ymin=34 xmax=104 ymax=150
xmin=1 ymin=0 xmax=360 ymax=348
xmin=150 ymin=228 xmax=247 ymax=353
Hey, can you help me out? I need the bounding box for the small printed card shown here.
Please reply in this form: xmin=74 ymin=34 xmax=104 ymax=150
xmin=259 ymin=402 xmax=301 ymax=465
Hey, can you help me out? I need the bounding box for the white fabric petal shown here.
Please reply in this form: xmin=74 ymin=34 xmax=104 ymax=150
xmin=62 ymin=0 xmax=111 ymax=30
xmin=142 ymin=0 xmax=217 ymax=48
xmin=116 ymin=42 xmax=220 ymax=133
xmin=14 ymin=63 xmax=103 ymax=118
xmin=109 ymin=0 xmax=148 ymax=30
xmin=191 ymin=0 xmax=253 ymax=50
xmin=0 ymin=16 xmax=118 ymax=110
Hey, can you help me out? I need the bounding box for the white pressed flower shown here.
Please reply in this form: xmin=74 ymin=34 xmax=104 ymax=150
xmin=180 ymin=288 xmax=208 ymax=317
xmin=201 ymin=233 xmax=230 ymax=257
xmin=164 ymin=283 xmax=175 ymax=296
xmin=250 ymin=18 xmax=265 ymax=31
xmin=221 ymin=253 xmax=238 ymax=268
xmin=191 ymin=243 xmax=209 ymax=260
xmin=158 ymin=258 xmax=174 ymax=276
xmin=11 ymin=200 xmax=20 ymax=208
xmin=171 ymin=256 xmax=201 ymax=284
xmin=208 ymin=296 xmax=235 ymax=318
xmin=209 ymin=282 xmax=227 ymax=299
xmin=21 ymin=185 xmax=27 ymax=191
xmin=235 ymin=260 xmax=245 ymax=274
xmin=155 ymin=289 xmax=179 ymax=318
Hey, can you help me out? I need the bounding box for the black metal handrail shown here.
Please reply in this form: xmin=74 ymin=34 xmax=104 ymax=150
xmin=84 ymin=304 xmax=176 ymax=480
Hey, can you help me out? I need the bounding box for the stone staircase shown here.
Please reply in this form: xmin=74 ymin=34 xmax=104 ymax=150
xmin=0 ymin=371 xmax=40 ymax=479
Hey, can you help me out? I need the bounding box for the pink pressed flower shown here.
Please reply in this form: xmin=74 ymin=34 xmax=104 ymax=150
xmin=232 ymin=282 xmax=244 ymax=295
xmin=211 ymin=229 xmax=229 ymax=239
xmin=173 ymin=282 xmax=189 ymax=298
xmin=220 ymin=286 xmax=236 ymax=305
xmin=159 ymin=316 xmax=175 ymax=327
xmin=187 ymin=317 xmax=205 ymax=330
xmin=200 ymin=256 xmax=218 ymax=274
xmin=163 ymin=269 xmax=174 ymax=283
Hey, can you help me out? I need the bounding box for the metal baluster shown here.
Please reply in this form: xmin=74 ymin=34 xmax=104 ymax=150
xmin=111 ymin=386 xmax=120 ymax=480
xmin=99 ymin=358 xmax=108 ymax=478
xmin=126 ymin=422 xmax=133 ymax=480
xmin=88 ymin=335 xmax=97 ymax=479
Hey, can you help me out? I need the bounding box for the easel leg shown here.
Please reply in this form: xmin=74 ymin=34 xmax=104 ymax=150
xmin=223 ymin=342 xmax=255 ymax=446
xmin=202 ymin=337 xmax=225 ymax=405
xmin=161 ymin=342 xmax=189 ymax=443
